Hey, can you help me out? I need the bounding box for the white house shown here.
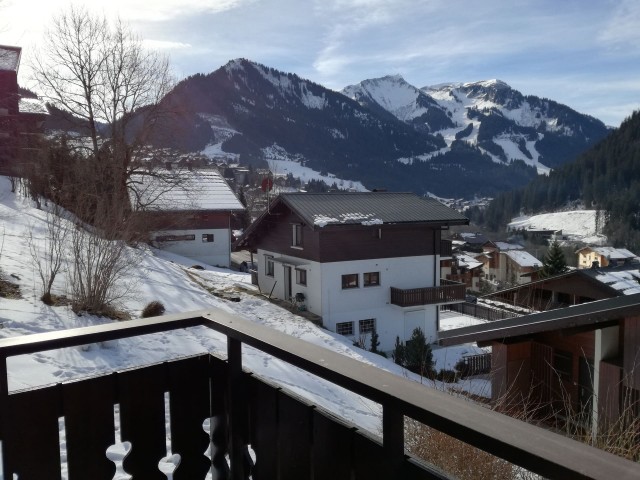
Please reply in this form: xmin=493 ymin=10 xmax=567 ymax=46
xmin=235 ymin=192 xmax=468 ymax=351
xmin=130 ymin=169 xmax=244 ymax=267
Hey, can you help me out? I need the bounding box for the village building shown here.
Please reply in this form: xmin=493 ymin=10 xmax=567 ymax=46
xmin=0 ymin=45 xmax=48 ymax=175
xmin=444 ymin=252 xmax=484 ymax=291
xmin=483 ymin=264 xmax=640 ymax=312
xmin=129 ymin=169 xmax=244 ymax=267
xmin=576 ymin=246 xmax=639 ymax=269
xmin=234 ymin=192 xmax=469 ymax=350
xmin=440 ymin=293 xmax=640 ymax=437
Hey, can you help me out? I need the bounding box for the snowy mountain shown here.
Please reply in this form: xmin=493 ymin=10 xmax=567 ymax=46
xmin=343 ymin=76 xmax=610 ymax=175
xmin=45 ymin=58 xmax=608 ymax=199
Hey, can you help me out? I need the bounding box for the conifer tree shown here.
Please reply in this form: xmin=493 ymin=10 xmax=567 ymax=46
xmin=369 ymin=328 xmax=380 ymax=354
xmin=404 ymin=327 xmax=434 ymax=377
xmin=540 ymin=240 xmax=568 ymax=278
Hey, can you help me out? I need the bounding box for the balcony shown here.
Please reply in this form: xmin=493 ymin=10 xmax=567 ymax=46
xmin=0 ymin=309 xmax=637 ymax=479
xmin=390 ymin=279 xmax=466 ymax=307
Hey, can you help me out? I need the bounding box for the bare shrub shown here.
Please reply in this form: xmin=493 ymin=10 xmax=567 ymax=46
xmin=69 ymin=221 xmax=140 ymax=317
xmin=141 ymin=300 xmax=165 ymax=318
xmin=28 ymin=203 xmax=70 ymax=304
xmin=405 ymin=418 xmax=517 ymax=480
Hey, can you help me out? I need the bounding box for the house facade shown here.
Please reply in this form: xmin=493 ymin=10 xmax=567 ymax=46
xmin=0 ymin=45 xmax=47 ymax=174
xmin=235 ymin=192 xmax=468 ymax=351
xmin=576 ymin=246 xmax=638 ymax=269
xmin=445 ymin=252 xmax=484 ymax=291
xmin=130 ymin=169 xmax=244 ymax=267
xmin=440 ymin=294 xmax=640 ymax=436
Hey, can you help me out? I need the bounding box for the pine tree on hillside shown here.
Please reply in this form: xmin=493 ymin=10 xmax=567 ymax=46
xmin=540 ymin=240 xmax=568 ymax=278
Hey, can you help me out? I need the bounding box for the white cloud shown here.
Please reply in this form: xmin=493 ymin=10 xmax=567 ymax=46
xmin=598 ymin=0 xmax=640 ymax=49
xmin=142 ymin=39 xmax=192 ymax=50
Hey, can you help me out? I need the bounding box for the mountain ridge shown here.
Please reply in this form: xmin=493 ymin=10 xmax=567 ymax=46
xmin=51 ymin=58 xmax=610 ymax=199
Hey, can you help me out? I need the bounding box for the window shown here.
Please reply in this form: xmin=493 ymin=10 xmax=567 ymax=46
xmin=202 ymin=233 xmax=214 ymax=243
xmin=155 ymin=234 xmax=195 ymax=242
xmin=359 ymin=318 xmax=375 ymax=335
xmin=553 ymin=350 xmax=573 ymax=381
xmin=341 ymin=273 xmax=359 ymax=289
xmin=363 ymin=271 xmax=380 ymax=286
xmin=292 ymin=223 xmax=303 ymax=247
xmin=295 ymin=268 xmax=307 ymax=286
xmin=336 ymin=321 xmax=354 ymax=336
xmin=265 ymin=255 xmax=274 ymax=277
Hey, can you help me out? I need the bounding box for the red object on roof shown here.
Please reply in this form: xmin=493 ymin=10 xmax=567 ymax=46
xmin=261 ymin=177 xmax=273 ymax=192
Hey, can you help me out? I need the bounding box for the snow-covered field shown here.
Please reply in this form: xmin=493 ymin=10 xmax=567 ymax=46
xmin=0 ymin=176 xmax=487 ymax=458
xmin=508 ymin=210 xmax=606 ymax=245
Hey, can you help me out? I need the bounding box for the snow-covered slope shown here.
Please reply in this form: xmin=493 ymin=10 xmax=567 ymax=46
xmin=507 ymin=210 xmax=606 ymax=244
xmin=0 ymin=176 xmax=485 ymax=438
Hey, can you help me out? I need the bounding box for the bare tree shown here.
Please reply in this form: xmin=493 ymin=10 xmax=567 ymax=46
xmin=28 ymin=204 xmax=70 ymax=304
xmin=31 ymin=6 xmax=176 ymax=224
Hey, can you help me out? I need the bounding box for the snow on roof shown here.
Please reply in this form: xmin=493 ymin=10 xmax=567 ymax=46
xmin=494 ymin=241 xmax=523 ymax=251
xmin=0 ymin=45 xmax=21 ymax=71
xmin=583 ymin=246 xmax=638 ymax=260
xmin=456 ymin=253 xmax=483 ymax=270
xmin=280 ymin=192 xmax=468 ymax=228
xmin=595 ymin=270 xmax=640 ymax=295
xmin=18 ymin=97 xmax=48 ymax=115
xmin=129 ymin=169 xmax=244 ymax=212
xmin=503 ymin=249 xmax=541 ymax=268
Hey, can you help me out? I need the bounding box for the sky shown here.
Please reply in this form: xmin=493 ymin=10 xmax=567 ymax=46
xmin=1 ymin=0 xmax=640 ymax=126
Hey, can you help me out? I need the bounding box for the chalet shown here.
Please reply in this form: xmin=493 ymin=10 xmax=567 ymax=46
xmin=234 ymin=192 xmax=469 ymax=350
xmin=576 ymin=246 xmax=638 ymax=269
xmin=481 ymin=241 xmax=540 ymax=285
xmin=129 ymin=169 xmax=244 ymax=267
xmin=0 ymin=45 xmax=48 ymax=174
xmin=500 ymin=249 xmax=541 ymax=285
xmin=445 ymin=252 xmax=484 ymax=290
xmin=484 ymin=265 xmax=640 ymax=312
xmin=440 ymin=294 xmax=640 ymax=436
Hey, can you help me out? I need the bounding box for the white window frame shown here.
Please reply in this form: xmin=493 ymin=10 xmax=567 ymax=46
xmin=336 ymin=321 xmax=354 ymax=336
xmin=359 ymin=318 xmax=376 ymax=335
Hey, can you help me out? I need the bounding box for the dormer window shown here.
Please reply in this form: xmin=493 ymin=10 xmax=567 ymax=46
xmin=292 ymin=223 xmax=302 ymax=248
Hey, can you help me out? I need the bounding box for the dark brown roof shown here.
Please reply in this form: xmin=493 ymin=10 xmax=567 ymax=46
xmin=439 ymin=293 xmax=640 ymax=346
xmin=278 ymin=192 xmax=468 ymax=227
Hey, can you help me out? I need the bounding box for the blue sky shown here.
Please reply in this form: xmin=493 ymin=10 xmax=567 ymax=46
xmin=2 ymin=0 xmax=640 ymax=126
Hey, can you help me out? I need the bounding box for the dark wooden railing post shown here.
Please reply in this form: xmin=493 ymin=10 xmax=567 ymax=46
xmin=228 ymin=338 xmax=248 ymax=480
xmin=382 ymin=403 xmax=404 ymax=477
xmin=0 ymin=355 xmax=7 ymax=479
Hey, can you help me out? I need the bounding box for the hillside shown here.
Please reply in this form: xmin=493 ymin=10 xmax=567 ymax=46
xmin=124 ymin=59 xmax=608 ymax=198
xmin=479 ymin=110 xmax=640 ymax=249
xmin=0 ymin=176 xmax=487 ymax=458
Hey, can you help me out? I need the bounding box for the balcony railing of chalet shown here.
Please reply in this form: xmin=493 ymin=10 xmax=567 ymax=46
xmin=390 ymin=279 xmax=466 ymax=307
xmin=442 ymin=301 xmax=520 ymax=321
xmin=440 ymin=239 xmax=453 ymax=257
xmin=1 ymin=310 xmax=638 ymax=479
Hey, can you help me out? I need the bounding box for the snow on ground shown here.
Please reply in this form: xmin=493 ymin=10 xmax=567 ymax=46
xmin=263 ymin=143 xmax=368 ymax=191
xmin=0 ymin=176 xmax=490 ymax=476
xmin=508 ymin=210 xmax=606 ymax=244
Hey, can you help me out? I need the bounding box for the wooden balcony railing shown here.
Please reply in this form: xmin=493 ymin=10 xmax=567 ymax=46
xmin=0 ymin=309 xmax=638 ymax=479
xmin=390 ymin=279 xmax=466 ymax=307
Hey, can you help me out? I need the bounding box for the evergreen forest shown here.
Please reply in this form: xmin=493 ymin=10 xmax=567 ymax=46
xmin=471 ymin=110 xmax=640 ymax=250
